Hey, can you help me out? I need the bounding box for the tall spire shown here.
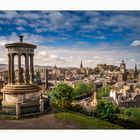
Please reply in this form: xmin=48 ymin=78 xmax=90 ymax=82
xmin=80 ymin=61 xmax=83 ymax=68
xmin=135 ymin=64 xmax=137 ymax=73
xmin=134 ymin=64 xmax=138 ymax=80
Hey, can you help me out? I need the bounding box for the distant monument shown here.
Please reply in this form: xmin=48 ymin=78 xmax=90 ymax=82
xmin=1 ymin=35 xmax=41 ymax=117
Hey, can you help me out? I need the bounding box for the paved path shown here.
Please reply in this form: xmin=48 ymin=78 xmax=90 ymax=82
xmin=0 ymin=114 xmax=79 ymax=129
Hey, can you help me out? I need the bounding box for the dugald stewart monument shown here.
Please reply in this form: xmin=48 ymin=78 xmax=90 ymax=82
xmin=1 ymin=36 xmax=43 ymax=118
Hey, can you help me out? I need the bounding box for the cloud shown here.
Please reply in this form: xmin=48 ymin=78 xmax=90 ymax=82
xmin=14 ymin=19 xmax=28 ymax=25
xmin=85 ymin=11 xmax=101 ymax=17
xmin=0 ymin=11 xmax=19 ymax=19
xmin=16 ymin=26 xmax=25 ymax=31
xmin=0 ymin=58 xmax=6 ymax=62
xmin=131 ymin=40 xmax=140 ymax=47
xmin=0 ymin=11 xmax=140 ymax=69
xmin=34 ymin=45 xmax=140 ymax=68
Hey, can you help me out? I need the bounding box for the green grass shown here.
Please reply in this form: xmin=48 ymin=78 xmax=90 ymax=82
xmin=115 ymin=108 xmax=140 ymax=129
xmin=123 ymin=108 xmax=140 ymax=125
xmin=54 ymin=112 xmax=123 ymax=129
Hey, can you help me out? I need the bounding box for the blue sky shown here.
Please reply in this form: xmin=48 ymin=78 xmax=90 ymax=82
xmin=0 ymin=11 xmax=140 ymax=68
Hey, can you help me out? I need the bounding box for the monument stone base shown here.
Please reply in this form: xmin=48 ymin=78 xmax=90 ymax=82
xmin=1 ymin=84 xmax=41 ymax=116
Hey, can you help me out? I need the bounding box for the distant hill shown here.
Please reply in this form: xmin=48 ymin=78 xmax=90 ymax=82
xmin=0 ymin=64 xmax=54 ymax=71
xmin=0 ymin=64 xmax=7 ymax=71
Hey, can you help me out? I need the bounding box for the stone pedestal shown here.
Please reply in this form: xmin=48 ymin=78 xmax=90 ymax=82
xmin=16 ymin=102 xmax=21 ymax=119
xmin=40 ymin=98 xmax=45 ymax=114
xmin=1 ymin=84 xmax=40 ymax=116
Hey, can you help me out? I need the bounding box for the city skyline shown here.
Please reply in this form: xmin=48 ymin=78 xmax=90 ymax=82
xmin=0 ymin=11 xmax=140 ymax=68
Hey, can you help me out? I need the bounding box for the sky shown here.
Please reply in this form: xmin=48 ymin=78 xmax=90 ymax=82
xmin=0 ymin=11 xmax=140 ymax=69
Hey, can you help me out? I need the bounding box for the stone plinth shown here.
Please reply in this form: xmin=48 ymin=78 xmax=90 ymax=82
xmin=1 ymin=84 xmax=41 ymax=114
xmin=2 ymin=84 xmax=40 ymax=102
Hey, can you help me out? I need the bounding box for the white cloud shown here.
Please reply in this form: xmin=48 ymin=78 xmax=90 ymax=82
xmin=0 ymin=11 xmax=19 ymax=19
xmin=48 ymin=12 xmax=65 ymax=26
xmin=34 ymin=45 xmax=140 ymax=68
xmin=16 ymin=26 xmax=25 ymax=31
xmin=22 ymin=12 xmax=41 ymax=19
xmin=14 ymin=19 xmax=28 ymax=25
xmin=131 ymin=40 xmax=140 ymax=47
xmin=0 ymin=58 xmax=6 ymax=62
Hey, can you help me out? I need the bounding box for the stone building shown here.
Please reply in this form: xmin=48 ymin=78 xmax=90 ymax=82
xmin=109 ymin=83 xmax=140 ymax=107
xmin=1 ymin=35 xmax=41 ymax=117
xmin=80 ymin=61 xmax=86 ymax=74
xmin=0 ymin=70 xmax=8 ymax=84
xmin=90 ymin=92 xmax=102 ymax=107
xmin=118 ymin=60 xmax=127 ymax=82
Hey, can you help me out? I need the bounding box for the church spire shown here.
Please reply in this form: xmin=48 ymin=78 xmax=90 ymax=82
xmin=135 ymin=64 xmax=138 ymax=73
xmin=134 ymin=64 xmax=138 ymax=79
xmin=80 ymin=61 xmax=83 ymax=68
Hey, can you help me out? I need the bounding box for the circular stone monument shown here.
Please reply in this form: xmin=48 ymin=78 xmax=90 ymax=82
xmin=1 ymin=36 xmax=41 ymax=115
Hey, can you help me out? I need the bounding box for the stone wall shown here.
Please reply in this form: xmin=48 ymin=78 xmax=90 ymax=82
xmin=3 ymin=91 xmax=40 ymax=104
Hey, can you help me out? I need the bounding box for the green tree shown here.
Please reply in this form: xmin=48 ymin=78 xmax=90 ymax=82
xmin=96 ymin=99 xmax=119 ymax=122
xmin=49 ymin=82 xmax=74 ymax=108
xmin=73 ymin=81 xmax=94 ymax=98
xmin=73 ymin=81 xmax=88 ymax=98
xmin=98 ymin=86 xmax=111 ymax=97
xmin=86 ymin=81 xmax=94 ymax=93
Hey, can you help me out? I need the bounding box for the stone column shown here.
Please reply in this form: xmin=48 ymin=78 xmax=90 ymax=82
xmin=18 ymin=54 xmax=21 ymax=84
xmin=25 ymin=54 xmax=29 ymax=84
xmin=8 ymin=54 xmax=11 ymax=84
xmin=30 ymin=54 xmax=34 ymax=83
xmin=40 ymin=98 xmax=45 ymax=114
xmin=16 ymin=102 xmax=21 ymax=119
xmin=10 ymin=54 xmax=15 ymax=84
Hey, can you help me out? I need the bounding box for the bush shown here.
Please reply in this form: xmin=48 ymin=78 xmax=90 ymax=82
xmin=49 ymin=82 xmax=74 ymax=109
xmin=124 ymin=108 xmax=140 ymax=125
xmin=73 ymin=81 xmax=94 ymax=98
xmin=98 ymin=86 xmax=111 ymax=97
xmin=96 ymin=99 xmax=119 ymax=122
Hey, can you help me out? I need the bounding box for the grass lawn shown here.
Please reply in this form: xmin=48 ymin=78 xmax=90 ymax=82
xmin=116 ymin=108 xmax=140 ymax=128
xmin=54 ymin=112 xmax=123 ymax=129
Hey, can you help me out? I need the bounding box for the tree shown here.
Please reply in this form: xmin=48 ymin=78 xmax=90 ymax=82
xmin=86 ymin=81 xmax=94 ymax=93
xmin=98 ymin=86 xmax=111 ymax=97
xmin=49 ymin=82 xmax=74 ymax=108
xmin=73 ymin=81 xmax=94 ymax=98
xmin=96 ymin=99 xmax=119 ymax=122
xmin=73 ymin=81 xmax=88 ymax=98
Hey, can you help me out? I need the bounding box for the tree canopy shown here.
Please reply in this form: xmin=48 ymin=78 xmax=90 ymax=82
xmin=96 ymin=99 xmax=119 ymax=122
xmin=49 ymin=82 xmax=74 ymax=108
xmin=73 ymin=81 xmax=94 ymax=98
xmin=98 ymin=86 xmax=111 ymax=97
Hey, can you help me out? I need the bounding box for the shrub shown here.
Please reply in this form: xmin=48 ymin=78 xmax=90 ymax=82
xmin=96 ymin=99 xmax=119 ymax=122
xmin=49 ymin=82 xmax=74 ymax=109
xmin=124 ymin=108 xmax=140 ymax=125
xmin=73 ymin=81 xmax=94 ymax=98
xmin=98 ymin=86 xmax=111 ymax=97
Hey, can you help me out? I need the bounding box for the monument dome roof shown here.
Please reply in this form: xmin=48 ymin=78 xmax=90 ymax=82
xmin=5 ymin=35 xmax=37 ymax=49
xmin=5 ymin=42 xmax=37 ymax=49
